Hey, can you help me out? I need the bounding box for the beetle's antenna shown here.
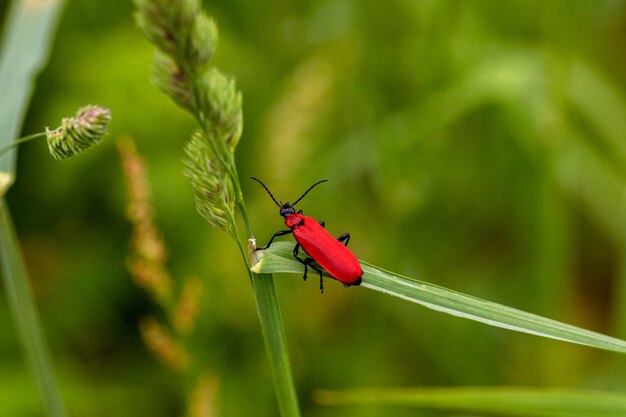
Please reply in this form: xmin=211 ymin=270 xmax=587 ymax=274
xmin=249 ymin=177 xmax=282 ymax=208
xmin=292 ymin=179 xmax=328 ymax=207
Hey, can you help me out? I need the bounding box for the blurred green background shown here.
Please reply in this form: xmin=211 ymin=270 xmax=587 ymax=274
xmin=2 ymin=0 xmax=626 ymax=416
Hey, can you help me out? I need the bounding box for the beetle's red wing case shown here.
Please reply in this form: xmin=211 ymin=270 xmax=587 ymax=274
xmin=292 ymin=216 xmax=363 ymax=285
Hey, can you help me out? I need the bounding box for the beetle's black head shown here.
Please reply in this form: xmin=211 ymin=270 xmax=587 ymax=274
xmin=279 ymin=204 xmax=296 ymax=218
xmin=249 ymin=177 xmax=328 ymax=216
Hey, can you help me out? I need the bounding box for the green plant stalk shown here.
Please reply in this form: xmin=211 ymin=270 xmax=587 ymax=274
xmin=251 ymin=272 xmax=301 ymax=417
xmin=226 ymin=201 xmax=302 ymax=417
xmin=252 ymin=241 xmax=626 ymax=354
xmin=189 ymin=95 xmax=300 ymax=413
xmin=188 ymin=66 xmax=301 ymax=413
xmin=0 ymin=132 xmax=46 ymax=157
xmin=0 ymin=198 xmax=68 ymax=417
xmin=213 ymin=169 xmax=301 ymax=417
xmin=134 ymin=3 xmax=301 ymax=412
xmin=233 ymin=178 xmax=302 ymax=417
xmin=229 ymin=154 xmax=253 ymax=239
xmin=315 ymin=386 xmax=626 ymax=417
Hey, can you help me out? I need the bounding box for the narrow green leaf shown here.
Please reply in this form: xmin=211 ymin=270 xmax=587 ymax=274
xmin=0 ymin=0 xmax=65 ymax=194
xmin=0 ymin=198 xmax=68 ymax=417
xmin=251 ymin=241 xmax=626 ymax=354
xmin=251 ymin=272 xmax=302 ymax=417
xmin=0 ymin=1 xmax=68 ymax=416
xmin=315 ymin=386 xmax=626 ymax=417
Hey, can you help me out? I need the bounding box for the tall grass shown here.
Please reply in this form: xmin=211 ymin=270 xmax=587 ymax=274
xmin=0 ymin=1 xmax=67 ymax=416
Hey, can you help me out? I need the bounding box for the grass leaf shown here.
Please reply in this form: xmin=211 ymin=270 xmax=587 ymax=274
xmin=0 ymin=199 xmax=68 ymax=417
xmin=0 ymin=1 xmax=68 ymax=416
xmin=251 ymin=241 xmax=626 ymax=354
xmin=0 ymin=0 xmax=65 ymax=195
xmin=251 ymin=272 xmax=302 ymax=417
xmin=315 ymin=386 xmax=626 ymax=417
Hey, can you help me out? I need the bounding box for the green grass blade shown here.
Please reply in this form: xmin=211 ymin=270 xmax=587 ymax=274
xmin=251 ymin=241 xmax=626 ymax=354
xmin=0 ymin=198 xmax=68 ymax=417
xmin=315 ymin=386 xmax=626 ymax=417
xmin=0 ymin=0 xmax=65 ymax=195
xmin=251 ymin=272 xmax=302 ymax=417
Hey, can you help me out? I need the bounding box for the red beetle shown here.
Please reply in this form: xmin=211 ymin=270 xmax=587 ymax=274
xmin=251 ymin=177 xmax=363 ymax=292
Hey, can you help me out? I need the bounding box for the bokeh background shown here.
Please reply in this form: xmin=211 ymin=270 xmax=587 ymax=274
xmin=2 ymin=0 xmax=626 ymax=416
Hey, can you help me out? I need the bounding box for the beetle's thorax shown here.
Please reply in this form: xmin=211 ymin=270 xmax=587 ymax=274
xmin=284 ymin=213 xmax=304 ymax=229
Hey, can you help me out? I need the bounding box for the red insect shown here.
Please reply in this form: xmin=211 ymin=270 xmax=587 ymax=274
xmin=251 ymin=177 xmax=363 ymax=292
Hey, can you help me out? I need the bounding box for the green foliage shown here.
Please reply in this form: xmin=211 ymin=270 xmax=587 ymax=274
xmin=3 ymin=1 xmax=626 ymax=417
xmin=0 ymin=0 xmax=65 ymax=194
xmin=316 ymin=387 xmax=626 ymax=417
xmin=253 ymin=241 xmax=626 ymax=354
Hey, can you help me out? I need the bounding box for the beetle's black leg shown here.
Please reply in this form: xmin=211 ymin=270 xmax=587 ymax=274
xmin=315 ymin=262 xmax=325 ymax=293
xmin=337 ymin=232 xmax=350 ymax=247
xmin=293 ymin=244 xmax=324 ymax=292
xmin=297 ymin=210 xmax=303 ymax=214
xmin=318 ymin=220 xmax=325 ymax=228
xmin=255 ymin=229 xmax=292 ymax=251
xmin=293 ymin=243 xmax=320 ymax=280
xmin=292 ymin=243 xmax=306 ymax=279
xmin=304 ymin=257 xmax=324 ymax=293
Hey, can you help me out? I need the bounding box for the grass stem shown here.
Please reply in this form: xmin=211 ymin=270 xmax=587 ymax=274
xmin=0 ymin=198 xmax=68 ymax=417
xmin=0 ymin=132 xmax=46 ymax=157
xmin=251 ymin=273 xmax=302 ymax=417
